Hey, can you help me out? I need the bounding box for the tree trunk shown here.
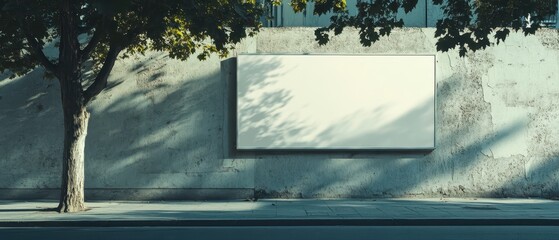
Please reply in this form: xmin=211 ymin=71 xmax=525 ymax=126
xmin=56 ymin=0 xmax=88 ymax=213
xmin=57 ymin=97 xmax=89 ymax=213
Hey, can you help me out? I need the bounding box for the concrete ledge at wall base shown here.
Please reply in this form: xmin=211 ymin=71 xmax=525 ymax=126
xmin=0 ymin=188 xmax=254 ymax=201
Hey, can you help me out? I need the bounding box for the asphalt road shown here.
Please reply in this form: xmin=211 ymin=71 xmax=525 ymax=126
xmin=2 ymin=226 xmax=559 ymax=240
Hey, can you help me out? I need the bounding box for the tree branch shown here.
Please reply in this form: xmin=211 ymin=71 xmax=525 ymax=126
xmin=79 ymin=29 xmax=103 ymax=63
xmin=79 ymin=20 xmax=106 ymax=63
xmin=82 ymin=22 xmax=141 ymax=104
xmin=23 ymin=32 xmax=58 ymax=76
xmin=12 ymin=1 xmax=58 ymax=76
xmin=83 ymin=44 xmax=121 ymax=104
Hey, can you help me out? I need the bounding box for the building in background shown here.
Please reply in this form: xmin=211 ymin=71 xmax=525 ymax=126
xmin=263 ymin=0 xmax=559 ymax=28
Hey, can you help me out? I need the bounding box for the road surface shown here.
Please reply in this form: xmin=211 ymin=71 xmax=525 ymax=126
xmin=2 ymin=226 xmax=558 ymax=240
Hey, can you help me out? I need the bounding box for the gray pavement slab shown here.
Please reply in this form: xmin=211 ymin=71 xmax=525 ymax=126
xmin=0 ymin=198 xmax=558 ymax=227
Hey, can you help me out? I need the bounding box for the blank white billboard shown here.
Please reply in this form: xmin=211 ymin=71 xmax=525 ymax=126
xmin=236 ymin=54 xmax=435 ymax=150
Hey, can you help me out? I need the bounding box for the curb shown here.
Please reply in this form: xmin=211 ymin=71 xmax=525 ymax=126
xmin=2 ymin=219 xmax=559 ymax=227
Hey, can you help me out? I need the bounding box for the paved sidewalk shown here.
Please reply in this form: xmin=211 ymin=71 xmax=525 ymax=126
xmin=1 ymin=198 xmax=558 ymax=227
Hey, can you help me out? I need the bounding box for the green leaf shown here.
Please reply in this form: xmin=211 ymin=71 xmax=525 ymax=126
xmin=494 ymin=28 xmax=509 ymax=44
xmin=89 ymin=0 xmax=133 ymax=16
xmin=290 ymin=0 xmax=307 ymax=13
xmin=315 ymin=27 xmax=330 ymax=45
xmin=402 ymin=0 xmax=418 ymax=13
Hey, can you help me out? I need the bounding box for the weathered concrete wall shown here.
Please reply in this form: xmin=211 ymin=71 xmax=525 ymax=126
xmin=0 ymin=28 xmax=558 ymax=199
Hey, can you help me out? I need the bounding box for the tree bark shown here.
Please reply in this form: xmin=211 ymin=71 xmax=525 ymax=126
xmin=54 ymin=0 xmax=121 ymax=212
xmin=56 ymin=0 xmax=88 ymax=213
xmin=56 ymin=56 xmax=88 ymax=213
xmin=57 ymin=101 xmax=89 ymax=213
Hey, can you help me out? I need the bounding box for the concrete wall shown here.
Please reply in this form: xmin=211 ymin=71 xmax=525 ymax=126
xmin=0 ymin=28 xmax=558 ymax=200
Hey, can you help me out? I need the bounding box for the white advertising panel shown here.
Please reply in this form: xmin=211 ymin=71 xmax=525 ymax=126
xmin=237 ymin=54 xmax=435 ymax=150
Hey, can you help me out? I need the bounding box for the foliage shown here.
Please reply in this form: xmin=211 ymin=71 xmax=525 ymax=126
xmin=434 ymin=0 xmax=557 ymax=56
xmin=2 ymin=0 xmax=556 ymax=80
xmin=299 ymin=0 xmax=558 ymax=56
xmin=0 ymin=0 xmax=265 ymax=80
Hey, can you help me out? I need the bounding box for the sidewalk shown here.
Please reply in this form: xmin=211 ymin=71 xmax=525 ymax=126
xmin=1 ymin=198 xmax=558 ymax=227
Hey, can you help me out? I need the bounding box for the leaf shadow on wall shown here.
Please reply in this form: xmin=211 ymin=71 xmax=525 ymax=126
xmin=239 ymin=67 xmax=558 ymax=199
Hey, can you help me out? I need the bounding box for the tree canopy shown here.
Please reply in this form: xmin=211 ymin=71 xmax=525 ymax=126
xmin=1 ymin=0 xmax=557 ymax=81
xmin=0 ymin=0 xmax=263 ymax=81
xmin=299 ymin=0 xmax=557 ymax=56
